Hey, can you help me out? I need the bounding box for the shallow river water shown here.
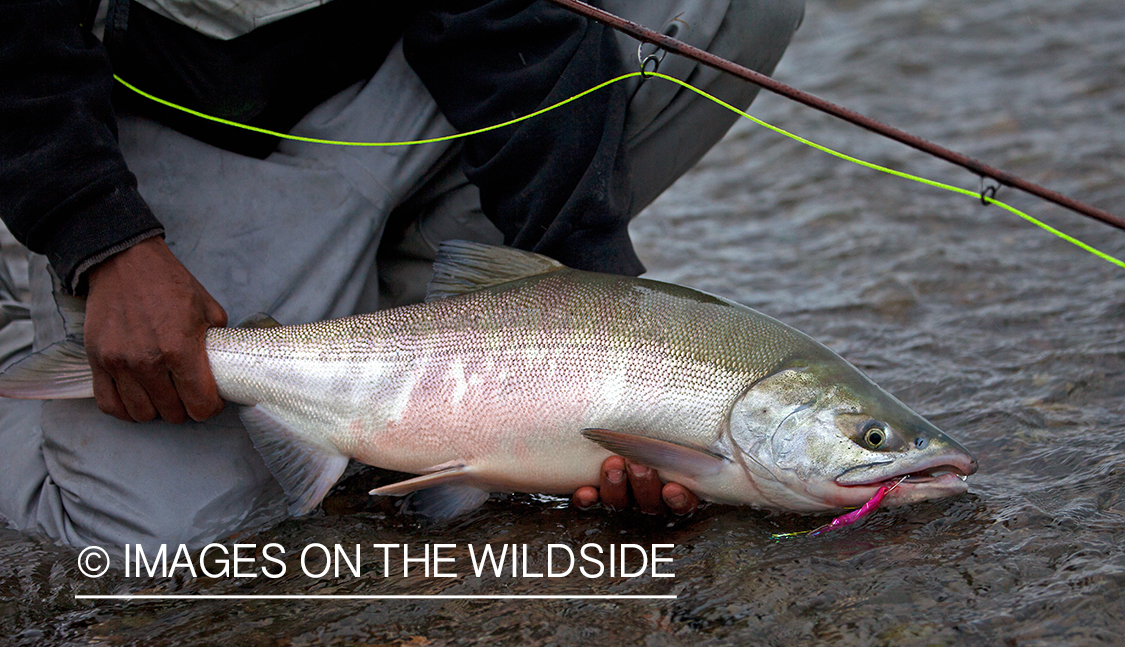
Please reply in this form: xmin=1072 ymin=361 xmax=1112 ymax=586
xmin=4 ymin=0 xmax=1125 ymax=645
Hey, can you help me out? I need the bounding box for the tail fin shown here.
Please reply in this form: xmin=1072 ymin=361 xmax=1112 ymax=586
xmin=0 ymin=291 xmax=92 ymax=400
xmin=0 ymin=339 xmax=93 ymax=399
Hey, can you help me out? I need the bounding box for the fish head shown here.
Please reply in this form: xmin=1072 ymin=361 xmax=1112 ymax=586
xmin=726 ymin=363 xmax=977 ymax=513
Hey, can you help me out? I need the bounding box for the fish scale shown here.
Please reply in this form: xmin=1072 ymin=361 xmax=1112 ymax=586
xmin=207 ymin=270 xmax=758 ymax=484
xmin=0 ymin=241 xmax=977 ymax=519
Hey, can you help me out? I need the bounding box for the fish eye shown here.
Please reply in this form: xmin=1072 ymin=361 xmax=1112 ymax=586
xmin=837 ymin=414 xmax=906 ymax=452
xmin=862 ymin=421 xmax=888 ymax=449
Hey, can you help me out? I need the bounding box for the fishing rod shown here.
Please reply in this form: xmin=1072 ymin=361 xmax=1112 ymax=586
xmin=543 ymin=0 xmax=1125 ymax=233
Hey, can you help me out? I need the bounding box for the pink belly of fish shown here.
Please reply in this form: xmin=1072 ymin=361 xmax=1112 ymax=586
xmin=352 ymin=349 xmax=621 ymax=493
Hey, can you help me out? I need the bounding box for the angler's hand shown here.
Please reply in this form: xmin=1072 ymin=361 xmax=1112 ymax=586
xmin=572 ymin=456 xmax=701 ymax=515
xmin=85 ymin=236 xmax=228 ymax=424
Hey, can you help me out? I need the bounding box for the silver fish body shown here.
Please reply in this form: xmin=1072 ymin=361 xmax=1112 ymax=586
xmin=0 ymin=243 xmax=977 ymax=518
xmin=205 ymin=244 xmax=977 ymax=516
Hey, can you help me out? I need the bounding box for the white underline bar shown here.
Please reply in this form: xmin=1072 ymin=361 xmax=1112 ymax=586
xmin=75 ymin=594 xmax=677 ymax=600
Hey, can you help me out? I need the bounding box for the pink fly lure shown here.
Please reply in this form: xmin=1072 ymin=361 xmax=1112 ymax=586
xmin=773 ymin=477 xmax=908 ymax=539
xmin=808 ymin=476 xmax=908 ymax=536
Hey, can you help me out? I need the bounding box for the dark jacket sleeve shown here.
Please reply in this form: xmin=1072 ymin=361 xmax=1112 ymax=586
xmin=404 ymin=0 xmax=642 ymax=276
xmin=0 ymin=0 xmax=163 ymax=292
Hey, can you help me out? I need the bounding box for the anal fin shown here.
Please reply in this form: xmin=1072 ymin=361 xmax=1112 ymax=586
xmin=240 ymin=404 xmax=349 ymax=516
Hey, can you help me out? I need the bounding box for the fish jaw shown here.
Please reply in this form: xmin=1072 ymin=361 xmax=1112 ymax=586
xmin=832 ymin=448 xmax=977 ymax=508
xmin=728 ymin=364 xmax=980 ymax=514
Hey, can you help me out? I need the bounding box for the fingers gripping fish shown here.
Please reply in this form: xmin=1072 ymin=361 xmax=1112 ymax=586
xmin=0 ymin=242 xmax=977 ymax=520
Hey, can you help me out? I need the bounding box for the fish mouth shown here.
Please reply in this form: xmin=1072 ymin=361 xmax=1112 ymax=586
xmin=830 ymin=454 xmax=976 ymax=509
xmin=875 ymin=468 xmax=969 ymax=491
xmin=835 ymin=453 xmax=978 ymax=491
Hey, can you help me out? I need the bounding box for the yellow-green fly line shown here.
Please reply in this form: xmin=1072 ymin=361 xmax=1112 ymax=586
xmin=113 ymin=71 xmax=1125 ymax=270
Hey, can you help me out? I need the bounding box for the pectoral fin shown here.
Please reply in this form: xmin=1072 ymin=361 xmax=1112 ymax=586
xmin=581 ymin=428 xmax=729 ymax=477
xmin=369 ymin=462 xmax=491 ymax=519
xmin=240 ymin=404 xmax=349 ymax=516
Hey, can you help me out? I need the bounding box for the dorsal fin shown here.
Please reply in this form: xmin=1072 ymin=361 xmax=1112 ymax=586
xmin=425 ymin=241 xmax=565 ymax=302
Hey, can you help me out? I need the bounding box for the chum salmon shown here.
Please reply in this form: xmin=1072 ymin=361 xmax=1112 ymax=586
xmin=0 ymin=242 xmax=976 ymax=519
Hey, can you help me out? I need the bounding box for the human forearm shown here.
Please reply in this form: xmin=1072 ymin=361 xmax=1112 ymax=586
xmin=84 ymin=236 xmax=228 ymax=423
xmin=0 ymin=0 xmax=163 ymax=293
